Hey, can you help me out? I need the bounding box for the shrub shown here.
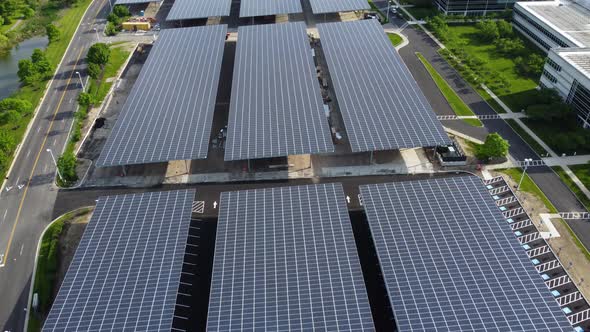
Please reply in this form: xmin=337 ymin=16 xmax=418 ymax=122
xmin=46 ymin=24 xmax=61 ymax=43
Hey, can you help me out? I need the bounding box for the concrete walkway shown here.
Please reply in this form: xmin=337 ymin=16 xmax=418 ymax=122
xmin=544 ymin=155 xmax=590 ymax=166
xmin=482 ymin=84 xmax=590 ymax=203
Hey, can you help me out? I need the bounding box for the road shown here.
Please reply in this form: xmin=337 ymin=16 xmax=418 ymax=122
xmin=0 ymin=0 xmax=108 ymax=330
xmin=382 ymin=9 xmax=590 ymax=249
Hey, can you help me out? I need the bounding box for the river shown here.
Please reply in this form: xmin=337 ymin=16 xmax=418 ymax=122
xmin=0 ymin=36 xmax=49 ymax=100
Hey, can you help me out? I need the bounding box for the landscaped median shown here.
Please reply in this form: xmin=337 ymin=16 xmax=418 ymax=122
xmin=415 ymin=52 xmax=482 ymax=127
xmin=27 ymin=207 xmax=94 ymax=332
xmin=387 ymin=32 xmax=403 ymax=47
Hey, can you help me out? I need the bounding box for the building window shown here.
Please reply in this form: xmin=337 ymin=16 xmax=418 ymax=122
xmin=513 ymin=8 xmax=570 ymax=48
xmin=513 ymin=19 xmax=551 ymax=51
xmin=546 ymin=58 xmax=562 ymax=72
xmin=567 ymin=80 xmax=590 ymax=128
xmin=541 ymin=69 xmax=557 ymax=83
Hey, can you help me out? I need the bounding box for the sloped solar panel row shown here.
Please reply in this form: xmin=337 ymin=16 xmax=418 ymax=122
xmin=240 ymin=0 xmax=303 ymax=17
xmin=43 ymin=189 xmax=195 ymax=332
xmin=207 ymin=183 xmax=375 ymax=331
xmin=166 ymin=0 xmax=231 ymax=20
xmin=318 ymin=19 xmax=450 ymax=152
xmin=309 ymin=0 xmax=370 ymax=14
xmin=359 ymin=177 xmax=572 ymax=331
xmin=97 ymin=25 xmax=226 ymax=167
xmin=224 ymin=22 xmax=334 ymax=161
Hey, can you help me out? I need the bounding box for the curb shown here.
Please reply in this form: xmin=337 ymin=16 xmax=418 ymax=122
xmin=23 ymin=206 xmax=94 ymax=332
xmin=0 ymin=0 xmax=96 ymax=197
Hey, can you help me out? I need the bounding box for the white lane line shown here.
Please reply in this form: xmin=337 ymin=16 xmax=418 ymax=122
xmin=19 ymin=244 xmax=24 ymax=256
xmin=25 ymin=149 xmax=31 ymax=158
xmin=37 ymin=127 xmax=41 ymax=133
xmin=52 ymin=138 xmax=57 ymax=147
xmin=44 ymin=164 xmax=48 ymax=173
xmin=2 ymin=209 xmax=6 ymax=220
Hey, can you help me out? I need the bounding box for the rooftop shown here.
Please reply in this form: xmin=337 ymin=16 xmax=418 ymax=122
xmin=555 ymin=47 xmax=590 ymax=78
xmin=516 ymin=0 xmax=590 ymax=47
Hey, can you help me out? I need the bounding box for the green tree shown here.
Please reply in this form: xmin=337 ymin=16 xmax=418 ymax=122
xmin=496 ymin=20 xmax=513 ymax=38
xmin=526 ymin=102 xmax=573 ymax=122
xmin=476 ymin=133 xmax=510 ymax=160
xmin=0 ymin=130 xmax=15 ymax=153
xmin=113 ymin=4 xmax=130 ymax=17
xmin=17 ymin=59 xmax=41 ymax=84
xmin=87 ymin=62 xmax=101 ymax=79
xmin=87 ymin=43 xmax=111 ymax=67
xmin=31 ymin=49 xmax=54 ymax=78
xmin=46 ymin=24 xmax=61 ymax=43
xmin=104 ymin=21 xmax=117 ymax=36
xmin=77 ymin=92 xmax=94 ymax=106
xmin=495 ymin=38 xmax=524 ymax=56
xmin=0 ymin=98 xmax=33 ymax=115
xmin=0 ymin=110 xmax=21 ymax=127
xmin=57 ymin=151 xmax=78 ymax=185
xmin=22 ymin=6 xmax=34 ymax=19
xmin=107 ymin=13 xmax=121 ymax=25
xmin=476 ymin=20 xmax=499 ymax=42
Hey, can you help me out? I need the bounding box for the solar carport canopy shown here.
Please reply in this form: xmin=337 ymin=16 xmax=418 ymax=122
xmin=207 ymin=183 xmax=375 ymax=331
xmin=309 ymin=0 xmax=369 ymax=13
xmin=97 ymin=25 xmax=226 ymax=167
xmin=240 ymin=0 xmax=303 ymax=17
xmin=359 ymin=177 xmax=572 ymax=332
xmin=42 ymin=189 xmax=195 ymax=332
xmin=225 ymin=22 xmax=334 ymax=161
xmin=114 ymin=0 xmax=160 ymax=5
xmin=318 ymin=19 xmax=450 ymax=152
xmin=166 ymin=0 xmax=231 ymax=20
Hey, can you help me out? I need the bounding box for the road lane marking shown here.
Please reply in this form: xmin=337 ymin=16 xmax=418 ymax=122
xmin=26 ymin=149 xmax=31 ymax=158
xmin=1 ymin=48 xmax=85 ymax=268
xmin=36 ymin=127 xmax=41 ymax=133
xmin=19 ymin=244 xmax=23 ymax=256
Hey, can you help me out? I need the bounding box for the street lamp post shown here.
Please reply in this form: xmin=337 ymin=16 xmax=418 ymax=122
xmin=75 ymin=71 xmax=85 ymax=91
xmin=517 ymin=158 xmax=533 ymax=191
xmin=46 ymin=149 xmax=65 ymax=183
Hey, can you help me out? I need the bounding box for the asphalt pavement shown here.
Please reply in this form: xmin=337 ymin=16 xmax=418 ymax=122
xmin=385 ymin=12 xmax=590 ymax=249
xmin=0 ymin=0 xmax=109 ymax=330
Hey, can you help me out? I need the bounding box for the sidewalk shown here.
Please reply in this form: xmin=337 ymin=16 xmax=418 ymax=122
xmin=481 ymin=84 xmax=590 ymax=203
xmin=544 ymin=155 xmax=590 ymax=167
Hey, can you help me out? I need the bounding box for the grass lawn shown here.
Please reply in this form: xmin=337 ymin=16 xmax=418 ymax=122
xmin=553 ymin=166 xmax=590 ymax=211
xmin=387 ymin=33 xmax=403 ymax=47
xmin=416 ymin=52 xmax=482 ymax=127
xmin=504 ymin=119 xmax=548 ymax=156
xmin=571 ymin=164 xmax=590 ymax=191
xmin=499 ymin=168 xmax=557 ymax=213
xmin=444 ymin=24 xmax=541 ymax=113
xmin=28 ymin=208 xmax=92 ymax=331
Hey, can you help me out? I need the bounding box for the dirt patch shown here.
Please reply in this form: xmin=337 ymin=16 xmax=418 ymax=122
xmin=52 ymin=208 xmax=94 ymax=300
xmin=496 ymin=171 xmax=590 ymax=301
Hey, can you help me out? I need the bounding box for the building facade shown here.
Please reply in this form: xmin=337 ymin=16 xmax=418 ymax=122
xmin=512 ymin=0 xmax=590 ymax=127
xmin=433 ymin=0 xmax=515 ymax=15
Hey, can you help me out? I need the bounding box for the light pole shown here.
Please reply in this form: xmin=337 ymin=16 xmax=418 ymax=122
xmin=75 ymin=71 xmax=85 ymax=91
xmin=516 ymin=158 xmax=532 ymax=191
xmin=93 ymin=27 xmax=100 ymax=42
xmin=46 ymin=149 xmax=65 ymax=183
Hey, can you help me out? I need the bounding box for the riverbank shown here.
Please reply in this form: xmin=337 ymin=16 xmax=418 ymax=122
xmin=0 ymin=0 xmax=94 ymax=181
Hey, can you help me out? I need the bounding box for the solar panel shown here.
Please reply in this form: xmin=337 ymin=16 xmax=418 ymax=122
xmin=318 ymin=19 xmax=450 ymax=152
xmin=224 ymin=22 xmax=334 ymax=161
xmin=114 ymin=0 xmax=160 ymax=5
xmin=166 ymin=0 xmax=231 ymax=20
xmin=308 ymin=0 xmax=370 ymax=14
xmin=207 ymin=183 xmax=375 ymax=331
xmin=359 ymin=177 xmax=572 ymax=332
xmin=42 ymin=189 xmax=195 ymax=332
xmin=97 ymin=25 xmax=226 ymax=167
xmin=240 ymin=0 xmax=303 ymax=17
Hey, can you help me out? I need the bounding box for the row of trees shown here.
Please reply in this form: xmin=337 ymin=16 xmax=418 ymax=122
xmin=0 ymin=98 xmax=33 ymax=175
xmin=105 ymin=5 xmax=130 ymax=36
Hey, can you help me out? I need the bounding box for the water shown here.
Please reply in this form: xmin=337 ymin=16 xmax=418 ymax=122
xmin=0 ymin=36 xmax=49 ymax=100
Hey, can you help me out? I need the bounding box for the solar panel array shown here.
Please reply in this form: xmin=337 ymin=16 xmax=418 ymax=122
xmin=225 ymin=22 xmax=334 ymax=161
xmin=43 ymin=189 xmax=195 ymax=332
xmin=318 ymin=19 xmax=450 ymax=152
xmin=309 ymin=0 xmax=370 ymax=14
xmin=240 ymin=0 xmax=303 ymax=17
xmin=359 ymin=177 xmax=572 ymax=332
xmin=207 ymin=183 xmax=375 ymax=331
xmin=114 ymin=0 xmax=160 ymax=5
xmin=97 ymin=26 xmax=226 ymax=167
xmin=166 ymin=0 xmax=231 ymax=20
